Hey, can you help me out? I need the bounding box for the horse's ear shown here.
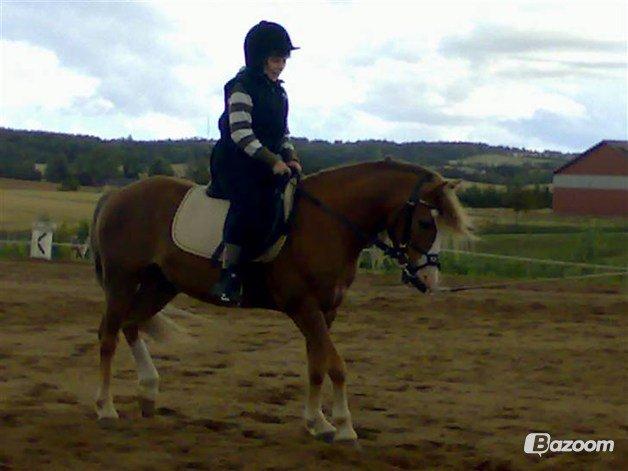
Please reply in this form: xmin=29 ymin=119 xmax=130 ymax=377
xmin=428 ymin=180 xmax=447 ymax=194
xmin=421 ymin=180 xmax=446 ymax=207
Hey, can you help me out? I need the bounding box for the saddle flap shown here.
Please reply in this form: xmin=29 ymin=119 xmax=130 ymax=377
xmin=171 ymin=181 xmax=296 ymax=262
xmin=172 ymin=186 xmax=230 ymax=259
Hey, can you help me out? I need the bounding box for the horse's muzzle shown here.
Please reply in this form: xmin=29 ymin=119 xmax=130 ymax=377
xmin=401 ymin=265 xmax=428 ymax=293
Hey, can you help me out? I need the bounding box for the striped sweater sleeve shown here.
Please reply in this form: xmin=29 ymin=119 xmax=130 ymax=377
xmin=280 ymin=130 xmax=299 ymax=162
xmin=228 ymin=83 xmax=280 ymax=167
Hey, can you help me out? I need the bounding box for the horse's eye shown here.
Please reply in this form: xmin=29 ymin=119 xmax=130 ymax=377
xmin=418 ymin=220 xmax=434 ymax=229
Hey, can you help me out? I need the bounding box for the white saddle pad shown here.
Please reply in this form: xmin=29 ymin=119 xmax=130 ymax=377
xmin=171 ymin=181 xmax=296 ymax=263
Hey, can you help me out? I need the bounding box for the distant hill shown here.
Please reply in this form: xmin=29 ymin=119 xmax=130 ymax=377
xmin=457 ymin=153 xmax=557 ymax=167
xmin=0 ymin=127 xmax=574 ymax=186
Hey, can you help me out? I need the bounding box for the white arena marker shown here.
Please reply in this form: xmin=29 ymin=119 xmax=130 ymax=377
xmin=30 ymin=221 xmax=56 ymax=260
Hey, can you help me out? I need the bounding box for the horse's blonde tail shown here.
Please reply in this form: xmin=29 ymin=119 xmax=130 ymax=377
xmin=139 ymin=310 xmax=190 ymax=343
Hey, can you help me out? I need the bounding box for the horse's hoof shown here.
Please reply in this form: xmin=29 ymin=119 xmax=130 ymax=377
xmin=139 ymin=397 xmax=155 ymax=418
xmin=95 ymin=401 xmax=119 ymax=420
xmin=315 ymin=431 xmax=336 ymax=444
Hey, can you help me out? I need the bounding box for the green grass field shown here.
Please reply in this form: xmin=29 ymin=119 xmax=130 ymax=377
xmin=0 ymin=187 xmax=101 ymax=232
xmin=439 ymin=209 xmax=627 ymax=279
xmin=33 ymin=163 xmax=189 ymax=178
xmin=470 ymin=232 xmax=627 ymax=266
xmin=468 ymin=207 xmax=628 ymax=231
xmin=1 ymin=178 xmax=626 ymax=283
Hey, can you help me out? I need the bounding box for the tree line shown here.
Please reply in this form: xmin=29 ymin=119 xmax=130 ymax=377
xmin=458 ymin=184 xmax=553 ymax=210
xmin=1 ymin=128 xmax=569 ymax=200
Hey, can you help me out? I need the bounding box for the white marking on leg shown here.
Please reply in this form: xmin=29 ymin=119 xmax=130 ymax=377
xmin=95 ymin=387 xmax=119 ymax=419
xmin=131 ymin=338 xmax=159 ymax=401
xmin=304 ymin=382 xmax=335 ymax=436
xmin=95 ymin=353 xmax=118 ymax=419
xmin=332 ymin=382 xmax=357 ymax=441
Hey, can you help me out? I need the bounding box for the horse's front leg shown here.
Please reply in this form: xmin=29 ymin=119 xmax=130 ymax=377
xmin=293 ymin=309 xmax=336 ymax=441
xmin=292 ymin=305 xmax=357 ymax=444
xmin=328 ymin=350 xmax=357 ymax=442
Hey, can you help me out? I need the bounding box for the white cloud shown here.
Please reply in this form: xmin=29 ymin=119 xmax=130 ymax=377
xmin=448 ymin=84 xmax=586 ymax=120
xmin=1 ymin=0 xmax=626 ymax=151
xmin=1 ymin=40 xmax=99 ymax=112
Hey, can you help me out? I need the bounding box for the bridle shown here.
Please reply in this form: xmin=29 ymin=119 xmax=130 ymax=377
xmin=294 ymin=173 xmax=441 ymax=293
xmin=374 ymin=174 xmax=441 ymax=292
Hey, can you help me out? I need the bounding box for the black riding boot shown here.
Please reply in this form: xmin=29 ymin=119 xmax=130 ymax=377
xmin=210 ymin=244 xmax=243 ymax=306
xmin=210 ymin=266 xmax=242 ymax=306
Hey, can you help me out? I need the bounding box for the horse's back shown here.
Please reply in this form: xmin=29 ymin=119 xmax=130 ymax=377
xmin=118 ymin=175 xmax=193 ymax=199
xmin=96 ymin=176 xmax=194 ymax=268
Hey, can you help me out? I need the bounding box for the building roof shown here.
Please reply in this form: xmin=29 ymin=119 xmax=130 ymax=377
xmin=554 ymin=140 xmax=628 ymax=174
xmin=603 ymin=140 xmax=628 ymax=152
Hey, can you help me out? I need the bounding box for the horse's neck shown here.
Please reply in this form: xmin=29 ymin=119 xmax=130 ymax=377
xmin=303 ymin=167 xmax=419 ymax=244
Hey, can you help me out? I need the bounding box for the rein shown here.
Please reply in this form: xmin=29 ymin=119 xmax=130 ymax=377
xmin=294 ymin=173 xmax=440 ymax=292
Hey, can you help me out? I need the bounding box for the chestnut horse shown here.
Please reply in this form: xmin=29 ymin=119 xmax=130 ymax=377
xmin=90 ymin=159 xmax=472 ymax=444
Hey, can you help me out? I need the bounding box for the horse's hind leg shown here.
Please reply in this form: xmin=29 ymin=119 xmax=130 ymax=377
xmin=123 ymin=325 xmax=159 ymax=418
xmin=123 ymin=272 xmax=177 ymax=417
xmin=95 ymin=276 xmax=135 ymax=419
xmin=96 ymin=316 xmax=120 ymax=419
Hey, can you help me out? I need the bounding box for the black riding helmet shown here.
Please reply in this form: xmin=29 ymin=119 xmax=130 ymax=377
xmin=244 ymin=21 xmax=299 ymax=71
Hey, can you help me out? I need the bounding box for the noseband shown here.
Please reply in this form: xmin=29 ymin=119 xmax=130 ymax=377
xmin=296 ymin=173 xmax=441 ymax=293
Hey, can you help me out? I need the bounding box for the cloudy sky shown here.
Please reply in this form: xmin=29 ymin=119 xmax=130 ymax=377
xmin=1 ymin=1 xmax=626 ymax=152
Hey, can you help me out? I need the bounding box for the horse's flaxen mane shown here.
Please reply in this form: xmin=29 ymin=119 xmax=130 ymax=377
xmin=304 ymin=159 xmax=473 ymax=238
xmin=437 ymin=183 xmax=475 ymax=238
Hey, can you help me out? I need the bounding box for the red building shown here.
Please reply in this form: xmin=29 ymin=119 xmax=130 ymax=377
xmin=553 ymin=141 xmax=627 ymax=217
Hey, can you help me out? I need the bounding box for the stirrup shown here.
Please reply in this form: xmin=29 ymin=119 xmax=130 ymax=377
xmin=210 ymin=268 xmax=242 ymax=306
xmin=217 ymin=292 xmax=240 ymax=306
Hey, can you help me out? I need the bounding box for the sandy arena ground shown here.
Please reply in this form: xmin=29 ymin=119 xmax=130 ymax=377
xmin=0 ymin=259 xmax=626 ymax=470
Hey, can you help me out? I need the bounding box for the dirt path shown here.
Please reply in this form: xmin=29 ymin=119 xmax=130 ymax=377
xmin=0 ymin=260 xmax=626 ymax=470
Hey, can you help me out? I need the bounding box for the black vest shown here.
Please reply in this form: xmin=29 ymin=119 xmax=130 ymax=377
xmin=218 ymin=68 xmax=288 ymax=155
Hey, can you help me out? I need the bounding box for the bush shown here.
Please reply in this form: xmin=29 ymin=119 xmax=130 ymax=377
xmin=458 ymin=185 xmax=552 ymax=209
xmin=45 ymin=153 xmax=70 ymax=182
xmin=76 ymin=220 xmax=90 ymax=243
xmin=72 ymin=146 xmax=121 ymax=185
xmin=185 ymin=157 xmax=210 ymax=184
xmin=59 ymin=176 xmax=80 ymax=191
xmin=148 ymin=157 xmax=175 ymax=176
xmin=0 ymin=158 xmax=42 ymax=180
xmin=0 ymin=242 xmax=30 ymax=260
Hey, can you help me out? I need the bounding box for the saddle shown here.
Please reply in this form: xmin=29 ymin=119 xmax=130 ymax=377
xmin=171 ymin=178 xmax=297 ymax=263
